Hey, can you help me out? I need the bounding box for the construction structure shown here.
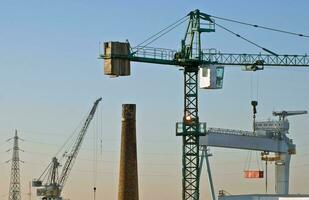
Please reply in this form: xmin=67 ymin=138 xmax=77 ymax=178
xmin=8 ymin=130 xmax=22 ymax=200
xmin=100 ymin=9 xmax=309 ymax=200
xmin=32 ymin=98 xmax=102 ymax=200
xmin=199 ymin=110 xmax=308 ymax=200
xmin=118 ymin=104 xmax=139 ymax=200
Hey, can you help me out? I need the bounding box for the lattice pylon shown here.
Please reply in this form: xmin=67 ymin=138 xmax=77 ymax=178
xmin=8 ymin=130 xmax=21 ymax=200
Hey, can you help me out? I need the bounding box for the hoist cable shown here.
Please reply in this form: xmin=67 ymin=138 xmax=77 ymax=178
xmin=99 ymin=103 xmax=103 ymax=157
xmin=93 ymin=107 xmax=98 ymax=188
xmin=135 ymin=16 xmax=189 ymax=49
xmin=92 ymin=103 xmax=102 ymax=198
xmin=250 ymin=72 xmax=260 ymax=101
xmin=256 ymin=72 xmax=260 ymax=102
xmin=250 ymin=73 xmax=253 ymax=100
xmin=244 ymin=151 xmax=251 ymax=171
xmin=215 ymin=22 xmax=278 ymax=56
xmin=210 ymin=15 xmax=309 ymax=38
xmin=248 ymin=151 xmax=252 ymax=170
xmin=256 ymin=151 xmax=261 ymax=170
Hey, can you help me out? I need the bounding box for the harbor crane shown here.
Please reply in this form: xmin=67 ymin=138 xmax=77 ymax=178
xmin=32 ymin=98 xmax=102 ymax=200
xmin=100 ymin=9 xmax=309 ymax=200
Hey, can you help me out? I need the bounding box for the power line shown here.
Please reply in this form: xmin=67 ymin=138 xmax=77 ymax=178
xmin=17 ymin=130 xmax=69 ymax=137
xmin=23 ymin=139 xmax=59 ymax=147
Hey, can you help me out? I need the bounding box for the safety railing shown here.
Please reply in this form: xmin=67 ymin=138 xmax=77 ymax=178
xmin=131 ymin=47 xmax=177 ymax=61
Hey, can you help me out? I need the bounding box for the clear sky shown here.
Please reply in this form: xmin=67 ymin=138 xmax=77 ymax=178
xmin=0 ymin=1 xmax=309 ymax=200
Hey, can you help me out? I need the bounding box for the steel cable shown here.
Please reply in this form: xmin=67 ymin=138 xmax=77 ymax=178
xmin=210 ymin=14 xmax=309 ymax=38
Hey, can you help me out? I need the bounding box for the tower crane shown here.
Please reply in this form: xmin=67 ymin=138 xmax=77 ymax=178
xmin=100 ymin=9 xmax=309 ymax=200
xmin=32 ymin=98 xmax=102 ymax=200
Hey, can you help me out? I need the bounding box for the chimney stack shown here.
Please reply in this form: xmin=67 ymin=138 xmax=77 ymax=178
xmin=118 ymin=104 xmax=139 ymax=200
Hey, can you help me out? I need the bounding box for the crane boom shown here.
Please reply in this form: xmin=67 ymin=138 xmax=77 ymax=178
xmin=273 ymin=110 xmax=308 ymax=117
xmin=59 ymin=97 xmax=102 ymax=188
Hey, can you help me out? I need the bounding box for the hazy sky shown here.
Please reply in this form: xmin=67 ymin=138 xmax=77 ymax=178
xmin=0 ymin=1 xmax=309 ymax=200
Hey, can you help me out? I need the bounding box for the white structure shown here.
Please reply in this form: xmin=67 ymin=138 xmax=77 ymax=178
xmin=199 ymin=65 xmax=224 ymax=89
xmin=199 ymin=110 xmax=308 ymax=199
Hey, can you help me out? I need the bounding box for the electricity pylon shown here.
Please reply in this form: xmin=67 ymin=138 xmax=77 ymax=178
xmin=8 ymin=130 xmax=22 ymax=200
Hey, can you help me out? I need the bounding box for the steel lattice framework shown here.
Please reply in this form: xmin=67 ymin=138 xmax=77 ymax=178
xmin=182 ymin=67 xmax=200 ymax=199
xmin=115 ymin=47 xmax=309 ymax=67
xmin=8 ymin=131 xmax=21 ymax=200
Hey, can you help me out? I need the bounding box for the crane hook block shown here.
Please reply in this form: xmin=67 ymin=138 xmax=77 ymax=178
xmin=251 ymin=101 xmax=258 ymax=114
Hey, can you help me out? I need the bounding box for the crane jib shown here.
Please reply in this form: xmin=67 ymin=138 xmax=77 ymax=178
xmin=59 ymin=97 xmax=102 ymax=187
xmin=102 ymin=48 xmax=309 ymax=67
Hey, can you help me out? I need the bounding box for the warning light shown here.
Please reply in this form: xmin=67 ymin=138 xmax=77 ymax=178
xmin=184 ymin=115 xmax=194 ymax=125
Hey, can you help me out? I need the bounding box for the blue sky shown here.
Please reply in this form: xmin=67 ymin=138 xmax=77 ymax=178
xmin=0 ymin=1 xmax=309 ymax=200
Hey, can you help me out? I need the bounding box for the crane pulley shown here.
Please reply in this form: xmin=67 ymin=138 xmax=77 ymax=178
xmin=32 ymin=98 xmax=102 ymax=200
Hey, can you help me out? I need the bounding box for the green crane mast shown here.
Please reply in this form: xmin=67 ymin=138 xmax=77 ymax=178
xmin=100 ymin=9 xmax=309 ymax=200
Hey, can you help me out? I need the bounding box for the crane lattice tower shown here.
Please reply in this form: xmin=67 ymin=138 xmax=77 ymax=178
xmin=8 ymin=130 xmax=22 ymax=200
